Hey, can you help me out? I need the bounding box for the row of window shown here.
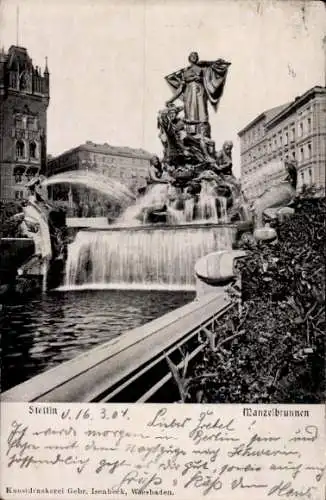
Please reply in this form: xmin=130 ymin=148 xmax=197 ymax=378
xmin=244 ymin=167 xmax=313 ymax=199
xmin=243 ymin=123 xmax=265 ymax=146
xmin=91 ymin=154 xmax=146 ymax=166
xmin=98 ymin=167 xmax=147 ymax=182
xmin=243 ymin=116 xmax=313 ymax=150
xmin=15 ymin=116 xmax=39 ymax=131
xmin=16 ymin=140 xmax=38 ymax=159
xmin=243 ymin=141 xmax=312 ymax=169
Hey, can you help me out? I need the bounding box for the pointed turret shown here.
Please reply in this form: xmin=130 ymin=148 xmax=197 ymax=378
xmin=0 ymin=47 xmax=6 ymax=94
xmin=44 ymin=56 xmax=49 ymax=75
xmin=43 ymin=55 xmax=49 ymax=96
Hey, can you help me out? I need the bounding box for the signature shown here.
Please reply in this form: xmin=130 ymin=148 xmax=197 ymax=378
xmin=268 ymin=481 xmax=317 ymax=498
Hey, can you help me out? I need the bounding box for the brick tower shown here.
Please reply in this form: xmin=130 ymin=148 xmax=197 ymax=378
xmin=0 ymin=45 xmax=50 ymax=201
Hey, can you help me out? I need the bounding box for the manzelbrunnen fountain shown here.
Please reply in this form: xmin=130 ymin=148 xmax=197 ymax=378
xmin=61 ymin=52 xmax=248 ymax=291
xmin=22 ymin=52 xmax=249 ymax=292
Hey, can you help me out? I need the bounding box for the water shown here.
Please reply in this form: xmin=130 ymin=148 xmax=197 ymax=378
xmin=64 ymin=225 xmax=234 ymax=288
xmin=43 ymin=170 xmax=135 ymax=206
xmin=117 ymin=183 xmax=228 ymax=226
xmin=0 ymin=289 xmax=194 ymax=392
xmin=117 ymin=184 xmax=169 ymax=225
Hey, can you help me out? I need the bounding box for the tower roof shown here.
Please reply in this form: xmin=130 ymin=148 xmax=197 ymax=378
xmin=7 ymin=45 xmax=33 ymax=70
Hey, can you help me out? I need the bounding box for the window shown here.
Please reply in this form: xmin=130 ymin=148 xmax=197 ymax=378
xmin=16 ymin=140 xmax=25 ymax=158
xmin=15 ymin=116 xmax=23 ymax=129
xmin=290 ymin=127 xmax=295 ymax=141
xmin=308 ymin=168 xmax=313 ymax=184
xmin=27 ymin=117 xmax=36 ymax=130
xmin=15 ymin=190 xmax=24 ymax=200
xmin=300 ymin=147 xmax=304 ymax=162
xmin=292 ymin=151 xmax=296 ymax=160
xmin=284 ymin=131 xmax=288 ymax=145
xmin=307 ymin=143 xmax=312 ymax=158
xmin=14 ymin=166 xmax=25 ymax=183
xmin=29 ymin=142 xmax=37 ymax=158
xmin=299 ymin=122 xmax=304 ymax=137
xmin=307 ymin=117 xmax=312 ymax=133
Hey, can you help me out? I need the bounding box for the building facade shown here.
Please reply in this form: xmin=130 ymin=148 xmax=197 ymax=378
xmin=239 ymin=86 xmax=326 ymax=200
xmin=0 ymin=46 xmax=50 ymax=201
xmin=47 ymin=142 xmax=153 ymax=217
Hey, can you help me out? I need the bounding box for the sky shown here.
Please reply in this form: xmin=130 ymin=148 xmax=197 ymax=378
xmin=0 ymin=0 xmax=325 ymax=177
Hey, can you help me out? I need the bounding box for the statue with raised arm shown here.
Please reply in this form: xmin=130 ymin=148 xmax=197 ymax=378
xmin=165 ymin=52 xmax=231 ymax=138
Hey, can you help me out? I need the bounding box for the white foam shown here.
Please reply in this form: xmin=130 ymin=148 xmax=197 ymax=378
xmin=55 ymin=283 xmax=196 ymax=292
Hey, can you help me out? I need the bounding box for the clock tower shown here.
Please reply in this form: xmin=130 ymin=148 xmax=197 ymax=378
xmin=0 ymin=45 xmax=50 ymax=201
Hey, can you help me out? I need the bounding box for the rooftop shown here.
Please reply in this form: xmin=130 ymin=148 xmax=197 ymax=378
xmin=265 ymin=85 xmax=326 ymax=128
xmin=238 ymin=85 xmax=326 ymax=136
xmin=1 ymin=45 xmax=48 ymax=76
xmin=48 ymin=142 xmax=153 ymax=161
xmin=238 ymin=103 xmax=290 ymax=136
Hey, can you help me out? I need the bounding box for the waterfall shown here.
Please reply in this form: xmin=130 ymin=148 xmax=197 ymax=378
xmin=217 ymin=196 xmax=228 ymax=223
xmin=62 ymin=225 xmax=235 ymax=290
xmin=116 ymin=182 xmax=229 ymax=226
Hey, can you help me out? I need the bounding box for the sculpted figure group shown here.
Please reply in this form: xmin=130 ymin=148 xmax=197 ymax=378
xmin=143 ymin=52 xmax=244 ymax=224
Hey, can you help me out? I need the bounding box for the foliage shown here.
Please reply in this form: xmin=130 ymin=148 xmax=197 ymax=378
xmin=0 ymin=201 xmax=25 ymax=238
xmin=186 ymin=196 xmax=325 ymax=404
xmin=165 ymin=349 xmax=191 ymax=403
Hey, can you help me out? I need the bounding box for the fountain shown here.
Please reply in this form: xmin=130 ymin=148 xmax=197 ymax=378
xmin=11 ymin=52 xmax=248 ymax=293
xmin=43 ymin=170 xmax=136 ymax=207
xmin=59 ymin=52 xmax=247 ymax=291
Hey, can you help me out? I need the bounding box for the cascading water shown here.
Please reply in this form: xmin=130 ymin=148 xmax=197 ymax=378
xmin=116 ymin=182 xmax=228 ymax=226
xmin=217 ymin=196 xmax=228 ymax=223
xmin=62 ymin=225 xmax=235 ymax=290
xmin=58 ymin=177 xmax=233 ymax=291
xmin=197 ymin=179 xmax=219 ymax=222
xmin=117 ymin=184 xmax=169 ymax=225
xmin=43 ymin=170 xmax=135 ymax=206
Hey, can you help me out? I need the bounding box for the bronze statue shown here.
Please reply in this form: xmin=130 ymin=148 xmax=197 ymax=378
xmin=157 ymin=105 xmax=186 ymax=165
xmin=131 ymin=52 xmax=250 ymax=225
xmin=158 ymin=103 xmax=217 ymax=169
xmin=165 ymin=52 xmax=231 ymax=138
xmin=147 ymin=156 xmax=169 ymax=185
xmin=216 ymin=140 xmax=234 ymax=176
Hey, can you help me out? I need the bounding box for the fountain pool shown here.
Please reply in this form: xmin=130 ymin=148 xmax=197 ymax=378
xmin=0 ymin=288 xmax=195 ymax=392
